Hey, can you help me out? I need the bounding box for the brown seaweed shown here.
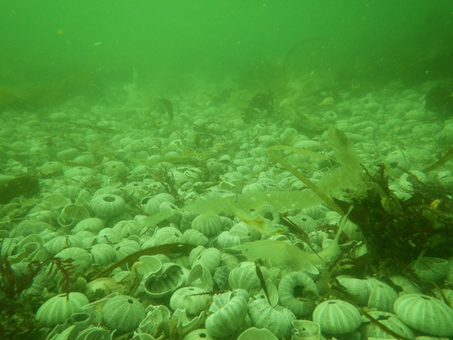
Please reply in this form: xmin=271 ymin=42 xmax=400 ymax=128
xmin=157 ymin=97 xmax=174 ymax=124
xmin=0 ymin=240 xmax=78 ymax=339
xmin=335 ymin=164 xmax=453 ymax=276
xmin=0 ymin=246 xmax=42 ymax=300
xmin=422 ymin=147 xmax=453 ymax=172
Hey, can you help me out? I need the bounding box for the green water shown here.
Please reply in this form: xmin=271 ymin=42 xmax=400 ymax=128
xmin=2 ymin=2 xmax=453 ymax=339
xmin=1 ymin=0 xmax=452 ymax=89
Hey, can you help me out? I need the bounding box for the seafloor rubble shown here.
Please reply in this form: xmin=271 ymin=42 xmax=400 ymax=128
xmin=1 ymin=77 xmax=453 ymax=340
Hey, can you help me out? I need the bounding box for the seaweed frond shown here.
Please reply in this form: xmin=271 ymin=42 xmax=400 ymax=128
xmin=0 ymin=250 xmax=43 ymax=300
xmin=47 ymin=257 xmax=76 ymax=296
xmin=361 ymin=308 xmax=411 ymax=340
xmin=0 ymin=241 xmax=77 ymax=339
xmin=149 ymin=166 xmax=182 ymax=206
xmin=268 ymin=149 xmax=345 ymax=216
xmin=423 ymin=146 xmax=453 ymax=172
xmin=157 ymin=97 xmax=174 ymax=124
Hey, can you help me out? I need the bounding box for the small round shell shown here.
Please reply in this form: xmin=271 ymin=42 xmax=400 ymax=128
xmin=191 ymin=213 xmax=223 ymax=237
xmin=220 ymin=252 xmax=240 ymax=271
xmin=189 ymin=247 xmax=222 ymax=273
xmin=172 ymin=308 xmax=206 ymax=338
xmin=138 ymin=305 xmax=171 ymax=338
xmin=72 ymin=231 xmax=96 ymax=251
xmin=278 ymin=271 xmax=318 ymax=317
xmin=242 ymin=183 xmax=266 ymax=195
xmin=85 ymin=278 xmax=120 ymax=299
xmin=212 ymin=266 xmax=229 ymax=291
xmin=184 ymin=229 xmax=209 ymax=246
xmin=75 ymin=326 xmax=112 ymax=340
xmin=389 ymin=274 xmax=421 ymax=294
xmin=280 ymin=127 xmax=299 ymax=144
xmin=113 ymin=240 xmax=140 ymax=261
xmin=336 ymin=276 xmax=374 ymax=306
xmin=103 ymin=160 xmax=128 ymax=178
xmin=142 ymin=226 xmax=184 ymax=247
xmin=142 ymin=193 xmax=175 ymax=215
xmin=137 ymin=256 xmax=163 ymax=277
xmin=301 ymin=262 xmax=320 ymax=280
xmin=183 ymin=329 xmax=215 ymax=340
xmin=394 ymin=294 xmax=453 ymax=336
xmin=41 ymin=194 xmax=71 ymax=210
xmin=58 ymin=148 xmax=79 ymax=160
xmin=237 ymin=327 xmax=278 ymax=340
xmin=91 ymin=194 xmax=126 ymax=217
xmin=90 ymin=244 xmax=117 ymax=267
xmin=248 ymin=298 xmax=296 ymax=339
xmin=60 ymin=204 xmax=90 ymax=226
xmin=124 ymin=181 xmax=152 ymax=200
xmin=35 ymin=292 xmax=89 ymax=327
xmin=292 ymin=320 xmax=321 ymax=340
xmin=64 ymin=166 xmax=92 ymax=179
xmin=286 ymin=214 xmax=318 ymax=233
xmin=46 ymin=324 xmax=77 ymax=340
xmin=73 ymin=218 xmax=105 ymax=234
xmin=209 ymin=289 xmax=249 ymax=314
xmin=228 ymin=261 xmax=262 ymax=293
xmin=258 ymin=134 xmax=277 ymax=146
xmin=97 ymin=228 xmax=122 ymax=244
xmin=367 ymin=280 xmax=398 ymax=312
xmin=82 ymin=292 xmax=118 ymax=326
xmin=188 ymin=263 xmax=214 ymax=291
xmin=112 ymin=220 xmax=141 ymax=237
xmin=55 ymin=247 xmax=92 ymax=274
xmin=170 ymin=286 xmax=212 ymax=315
xmin=102 ymin=295 xmax=145 ymax=333
xmin=205 ymin=294 xmax=248 ymax=338
xmin=144 ymin=263 xmax=188 ymax=298
xmin=55 ymin=185 xmax=79 ymax=200
xmin=44 ymin=235 xmax=83 ymax=255
xmin=312 ymin=299 xmax=361 ymax=335
xmin=216 ymin=231 xmax=243 ymax=249
xmin=40 ymin=161 xmax=64 ymax=176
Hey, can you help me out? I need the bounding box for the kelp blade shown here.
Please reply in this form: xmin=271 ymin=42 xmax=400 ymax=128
xmin=269 ymin=149 xmax=344 ymax=216
xmin=183 ymin=190 xmax=323 ymax=216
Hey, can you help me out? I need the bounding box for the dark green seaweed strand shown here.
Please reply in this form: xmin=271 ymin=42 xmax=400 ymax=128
xmin=361 ymin=308 xmax=410 ymax=340
xmin=255 ymin=262 xmax=271 ymax=303
xmin=423 ymin=147 xmax=453 ymax=172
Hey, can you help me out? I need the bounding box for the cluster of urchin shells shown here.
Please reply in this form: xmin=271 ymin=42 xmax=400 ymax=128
xmin=1 ymin=80 xmax=453 ymax=340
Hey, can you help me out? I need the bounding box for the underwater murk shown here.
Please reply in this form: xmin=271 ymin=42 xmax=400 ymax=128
xmin=1 ymin=1 xmax=453 ymax=340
